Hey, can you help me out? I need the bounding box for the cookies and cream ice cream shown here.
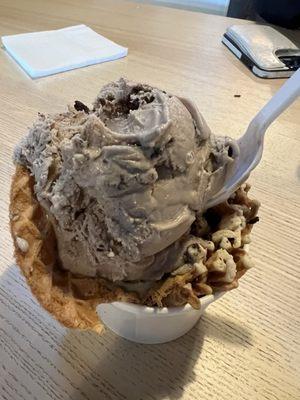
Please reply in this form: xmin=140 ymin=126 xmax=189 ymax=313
xmin=14 ymin=78 xmax=240 ymax=283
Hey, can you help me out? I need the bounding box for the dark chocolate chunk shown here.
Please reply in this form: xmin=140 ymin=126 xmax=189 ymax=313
xmin=247 ymin=216 xmax=260 ymax=224
xmin=74 ymin=100 xmax=90 ymax=114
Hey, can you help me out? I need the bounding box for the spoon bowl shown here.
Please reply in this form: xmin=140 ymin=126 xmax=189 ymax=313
xmin=207 ymin=67 xmax=300 ymax=208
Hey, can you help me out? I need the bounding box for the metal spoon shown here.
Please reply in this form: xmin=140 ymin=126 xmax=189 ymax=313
xmin=206 ymin=67 xmax=300 ymax=209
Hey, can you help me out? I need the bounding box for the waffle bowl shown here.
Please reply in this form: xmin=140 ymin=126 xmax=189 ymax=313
xmin=10 ymin=165 xmax=260 ymax=333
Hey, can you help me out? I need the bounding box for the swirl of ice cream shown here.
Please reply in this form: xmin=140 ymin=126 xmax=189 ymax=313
xmin=14 ymin=78 xmax=239 ymax=281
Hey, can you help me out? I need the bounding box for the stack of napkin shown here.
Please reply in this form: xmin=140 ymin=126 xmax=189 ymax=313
xmin=1 ymin=24 xmax=128 ymax=78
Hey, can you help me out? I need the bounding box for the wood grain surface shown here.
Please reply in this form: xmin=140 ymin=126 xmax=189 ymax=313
xmin=0 ymin=1 xmax=300 ymax=399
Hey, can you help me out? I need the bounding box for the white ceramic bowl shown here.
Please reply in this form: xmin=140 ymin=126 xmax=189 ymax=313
xmin=97 ymin=292 xmax=225 ymax=344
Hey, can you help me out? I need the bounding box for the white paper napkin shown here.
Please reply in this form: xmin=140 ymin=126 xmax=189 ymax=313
xmin=1 ymin=24 xmax=128 ymax=78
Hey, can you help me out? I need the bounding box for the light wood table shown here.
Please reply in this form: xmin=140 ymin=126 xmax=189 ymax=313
xmin=0 ymin=1 xmax=299 ymax=399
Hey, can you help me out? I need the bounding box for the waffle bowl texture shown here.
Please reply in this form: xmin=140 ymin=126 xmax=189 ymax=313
xmin=10 ymin=165 xmax=260 ymax=332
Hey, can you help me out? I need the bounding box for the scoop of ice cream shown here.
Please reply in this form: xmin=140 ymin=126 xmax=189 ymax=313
xmin=14 ymin=78 xmax=239 ymax=281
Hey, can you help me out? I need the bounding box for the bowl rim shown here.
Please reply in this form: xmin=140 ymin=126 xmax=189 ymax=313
xmin=104 ymin=246 xmax=250 ymax=316
xmin=101 ymin=292 xmax=225 ymax=316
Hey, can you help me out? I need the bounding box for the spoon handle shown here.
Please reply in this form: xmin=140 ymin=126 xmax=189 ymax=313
xmin=251 ymin=68 xmax=300 ymax=133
